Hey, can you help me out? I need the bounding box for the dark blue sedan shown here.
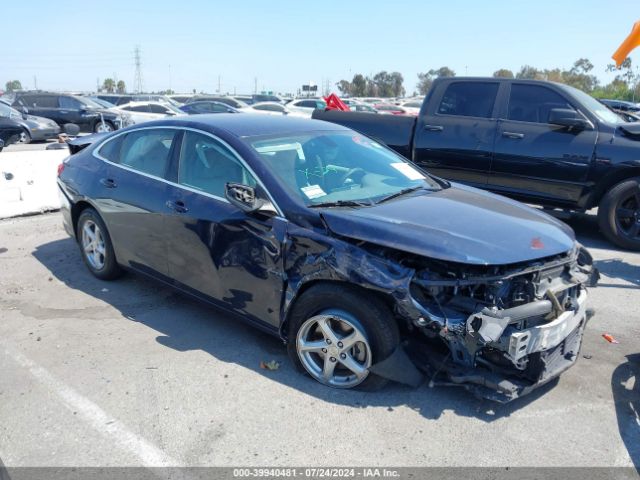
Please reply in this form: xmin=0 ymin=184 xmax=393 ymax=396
xmin=56 ymin=115 xmax=597 ymax=401
xmin=179 ymin=101 xmax=239 ymax=115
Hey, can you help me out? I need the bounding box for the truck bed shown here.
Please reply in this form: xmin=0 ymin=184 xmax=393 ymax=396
xmin=312 ymin=110 xmax=417 ymax=160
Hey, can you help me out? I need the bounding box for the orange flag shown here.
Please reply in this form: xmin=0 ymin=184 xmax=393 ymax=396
xmin=613 ymin=21 xmax=640 ymax=67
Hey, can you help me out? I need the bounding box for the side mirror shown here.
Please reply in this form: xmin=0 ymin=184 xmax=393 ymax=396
xmin=22 ymin=106 xmax=29 ymax=115
xmin=225 ymin=183 xmax=277 ymax=216
xmin=22 ymin=111 xmax=28 ymax=120
xmin=548 ymin=108 xmax=591 ymax=129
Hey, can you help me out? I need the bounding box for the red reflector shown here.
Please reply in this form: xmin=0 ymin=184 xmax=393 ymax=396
xmin=57 ymin=163 xmax=65 ymax=176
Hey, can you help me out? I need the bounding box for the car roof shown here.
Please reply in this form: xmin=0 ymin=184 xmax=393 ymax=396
xmin=153 ymin=114 xmax=348 ymax=138
xmin=118 ymin=101 xmax=168 ymax=108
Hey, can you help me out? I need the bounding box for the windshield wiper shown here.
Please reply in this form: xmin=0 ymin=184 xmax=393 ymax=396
xmin=375 ymin=186 xmax=425 ymax=204
xmin=309 ymin=199 xmax=372 ymax=208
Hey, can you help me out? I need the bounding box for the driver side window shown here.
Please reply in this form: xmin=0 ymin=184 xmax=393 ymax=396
xmin=178 ymin=131 xmax=256 ymax=198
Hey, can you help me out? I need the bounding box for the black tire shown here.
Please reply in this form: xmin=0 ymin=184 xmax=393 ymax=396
xmin=76 ymin=208 xmax=122 ymax=280
xmin=598 ymin=177 xmax=640 ymax=250
xmin=287 ymin=283 xmax=400 ymax=391
xmin=19 ymin=129 xmax=31 ymax=144
xmin=93 ymin=120 xmax=115 ymax=133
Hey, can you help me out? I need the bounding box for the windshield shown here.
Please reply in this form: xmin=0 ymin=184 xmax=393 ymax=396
xmin=0 ymin=103 xmax=21 ymax=118
xmin=78 ymin=97 xmax=106 ymax=109
xmin=563 ymin=85 xmax=623 ymax=124
xmin=249 ymin=132 xmax=441 ymax=206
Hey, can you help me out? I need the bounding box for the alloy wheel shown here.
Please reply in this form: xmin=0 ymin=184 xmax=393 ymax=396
xmin=81 ymin=220 xmax=106 ymax=270
xmin=296 ymin=312 xmax=371 ymax=388
xmin=615 ymin=189 xmax=640 ymax=240
xmin=95 ymin=122 xmax=113 ymax=133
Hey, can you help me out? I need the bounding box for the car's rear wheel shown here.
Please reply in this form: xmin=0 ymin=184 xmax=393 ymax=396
xmin=18 ymin=129 xmax=31 ymax=144
xmin=77 ymin=208 xmax=122 ymax=280
xmin=94 ymin=121 xmax=114 ymax=133
xmin=287 ymin=283 xmax=399 ymax=390
xmin=598 ymin=177 xmax=640 ymax=250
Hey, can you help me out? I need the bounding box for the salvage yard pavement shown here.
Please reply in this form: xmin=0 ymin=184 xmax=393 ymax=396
xmin=0 ymin=212 xmax=638 ymax=469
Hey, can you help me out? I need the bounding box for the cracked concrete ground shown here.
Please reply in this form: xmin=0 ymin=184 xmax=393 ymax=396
xmin=0 ymin=212 xmax=638 ymax=470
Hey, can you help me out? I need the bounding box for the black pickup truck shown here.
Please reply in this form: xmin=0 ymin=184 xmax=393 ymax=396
xmin=313 ymin=77 xmax=640 ymax=250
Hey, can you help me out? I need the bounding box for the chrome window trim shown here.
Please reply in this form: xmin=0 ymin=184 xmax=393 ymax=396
xmin=92 ymin=125 xmax=285 ymax=217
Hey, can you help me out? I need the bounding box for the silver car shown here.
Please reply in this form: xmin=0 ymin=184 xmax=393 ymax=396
xmin=0 ymin=101 xmax=60 ymax=143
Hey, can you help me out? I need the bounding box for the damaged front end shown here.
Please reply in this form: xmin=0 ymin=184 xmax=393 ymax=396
xmin=403 ymin=244 xmax=599 ymax=402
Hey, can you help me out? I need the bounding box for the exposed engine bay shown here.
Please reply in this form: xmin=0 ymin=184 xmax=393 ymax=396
xmin=390 ymin=244 xmax=599 ymax=402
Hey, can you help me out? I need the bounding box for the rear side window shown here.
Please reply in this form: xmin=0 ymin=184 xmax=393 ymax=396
xmin=118 ymin=129 xmax=177 ymax=178
xmin=508 ymin=84 xmax=574 ymax=123
xmin=437 ymin=82 xmax=499 ymax=118
xmin=97 ymin=135 xmax=125 ymax=162
xmin=20 ymin=95 xmax=58 ymax=108
xmin=148 ymin=104 xmax=168 ymax=114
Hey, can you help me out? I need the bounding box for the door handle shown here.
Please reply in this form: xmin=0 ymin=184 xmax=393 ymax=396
xmin=166 ymin=200 xmax=188 ymax=213
xmin=59 ymin=110 xmax=69 ymax=114
xmin=424 ymin=124 xmax=444 ymax=132
xmin=99 ymin=178 xmax=117 ymax=188
xmin=502 ymin=131 xmax=525 ymax=139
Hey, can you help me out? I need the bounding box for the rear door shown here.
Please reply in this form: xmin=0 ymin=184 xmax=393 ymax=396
xmin=18 ymin=94 xmax=60 ymax=123
xmin=93 ymin=127 xmax=180 ymax=279
xmin=164 ymin=129 xmax=286 ymax=328
xmin=413 ymin=80 xmax=501 ymax=186
xmin=490 ymin=83 xmax=597 ymax=205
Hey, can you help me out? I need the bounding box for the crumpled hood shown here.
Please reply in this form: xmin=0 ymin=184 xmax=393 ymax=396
xmin=321 ymin=185 xmax=576 ymax=265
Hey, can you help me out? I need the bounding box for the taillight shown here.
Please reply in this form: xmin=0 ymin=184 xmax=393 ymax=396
xmin=57 ymin=163 xmax=65 ymax=177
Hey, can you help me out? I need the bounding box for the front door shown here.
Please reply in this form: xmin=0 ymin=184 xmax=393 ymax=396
xmin=490 ymin=83 xmax=597 ymax=205
xmin=165 ymin=129 xmax=286 ymax=329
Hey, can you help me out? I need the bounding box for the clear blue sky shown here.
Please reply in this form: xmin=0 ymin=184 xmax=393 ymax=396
xmin=1 ymin=0 xmax=637 ymax=95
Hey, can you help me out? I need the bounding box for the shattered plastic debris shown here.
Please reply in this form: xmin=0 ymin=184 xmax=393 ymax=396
xmin=260 ymin=360 xmax=281 ymax=371
xmin=602 ymin=333 xmax=619 ymax=344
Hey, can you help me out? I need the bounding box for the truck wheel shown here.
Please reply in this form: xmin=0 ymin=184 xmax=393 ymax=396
xmin=287 ymin=283 xmax=399 ymax=391
xmin=598 ymin=177 xmax=640 ymax=250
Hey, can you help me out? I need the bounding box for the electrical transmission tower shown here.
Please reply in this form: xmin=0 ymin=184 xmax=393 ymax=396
xmin=133 ymin=46 xmax=143 ymax=93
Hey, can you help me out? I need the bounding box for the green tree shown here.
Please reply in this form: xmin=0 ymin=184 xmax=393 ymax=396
xmin=336 ymin=79 xmax=352 ymax=96
xmin=564 ymin=58 xmax=598 ymax=91
xmin=389 ymin=71 xmax=405 ymax=97
xmin=5 ymin=80 xmax=22 ymax=92
xmin=416 ymin=67 xmax=455 ymax=94
xmin=102 ymin=78 xmax=116 ymax=93
xmin=516 ymin=65 xmax=544 ymax=80
xmin=351 ymin=74 xmax=367 ymax=97
xmin=116 ymin=80 xmax=126 ymax=94
xmin=492 ymin=69 xmax=514 ymax=78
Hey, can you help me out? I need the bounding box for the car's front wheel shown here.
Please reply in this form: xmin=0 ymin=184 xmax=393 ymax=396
xmin=287 ymin=283 xmax=399 ymax=390
xmin=598 ymin=177 xmax=640 ymax=250
xmin=77 ymin=208 xmax=122 ymax=280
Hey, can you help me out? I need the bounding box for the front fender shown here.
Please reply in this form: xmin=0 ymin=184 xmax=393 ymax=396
xmin=279 ymin=223 xmax=418 ymax=339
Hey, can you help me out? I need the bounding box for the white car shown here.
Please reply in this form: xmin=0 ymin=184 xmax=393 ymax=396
xmin=239 ymin=102 xmax=308 ymax=118
xmin=400 ymin=100 xmax=422 ymax=115
xmin=286 ymin=98 xmax=327 ymax=115
xmin=116 ymin=101 xmax=185 ymax=124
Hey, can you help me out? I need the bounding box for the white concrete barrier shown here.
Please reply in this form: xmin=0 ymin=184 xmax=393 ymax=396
xmin=0 ymin=149 xmax=69 ymax=219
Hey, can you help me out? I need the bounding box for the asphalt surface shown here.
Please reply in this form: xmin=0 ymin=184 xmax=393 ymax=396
xmin=0 ymin=159 xmax=638 ymax=470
